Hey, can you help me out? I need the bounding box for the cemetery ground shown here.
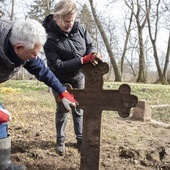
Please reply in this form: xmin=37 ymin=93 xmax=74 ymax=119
xmin=0 ymin=80 xmax=170 ymax=170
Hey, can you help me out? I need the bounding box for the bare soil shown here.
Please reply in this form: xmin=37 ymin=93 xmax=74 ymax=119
xmin=8 ymin=91 xmax=170 ymax=170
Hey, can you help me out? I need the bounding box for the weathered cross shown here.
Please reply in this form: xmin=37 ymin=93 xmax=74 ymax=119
xmin=67 ymin=62 xmax=138 ymax=170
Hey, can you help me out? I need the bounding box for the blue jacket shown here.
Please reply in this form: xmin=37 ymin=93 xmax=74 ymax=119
xmin=43 ymin=14 xmax=96 ymax=84
xmin=0 ymin=19 xmax=66 ymax=94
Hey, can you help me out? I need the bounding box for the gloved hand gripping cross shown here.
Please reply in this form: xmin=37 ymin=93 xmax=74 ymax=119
xmin=59 ymin=90 xmax=78 ymax=112
xmin=82 ymin=52 xmax=103 ymax=66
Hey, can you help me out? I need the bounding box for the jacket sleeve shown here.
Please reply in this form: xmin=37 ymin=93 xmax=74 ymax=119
xmin=23 ymin=57 xmax=66 ymax=94
xmin=82 ymin=26 xmax=97 ymax=55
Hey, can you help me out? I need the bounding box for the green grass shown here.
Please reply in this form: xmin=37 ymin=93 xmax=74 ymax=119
xmin=104 ymin=82 xmax=170 ymax=123
xmin=104 ymin=82 xmax=170 ymax=105
xmin=0 ymin=80 xmax=170 ymax=123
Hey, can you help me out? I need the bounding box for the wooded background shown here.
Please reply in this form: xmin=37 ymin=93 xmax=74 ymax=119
xmin=0 ymin=0 xmax=169 ymax=84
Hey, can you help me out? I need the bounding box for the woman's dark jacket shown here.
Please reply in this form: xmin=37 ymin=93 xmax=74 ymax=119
xmin=43 ymin=14 xmax=96 ymax=84
xmin=0 ymin=19 xmax=66 ymax=94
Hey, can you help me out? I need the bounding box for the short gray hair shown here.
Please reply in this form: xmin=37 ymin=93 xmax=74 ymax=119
xmin=54 ymin=0 xmax=77 ymax=18
xmin=10 ymin=19 xmax=47 ymax=49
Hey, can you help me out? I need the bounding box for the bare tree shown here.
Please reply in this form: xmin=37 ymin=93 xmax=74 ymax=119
xmin=88 ymin=0 xmax=121 ymax=81
xmin=145 ymin=0 xmax=170 ymax=84
xmin=10 ymin=0 xmax=14 ymax=20
xmin=78 ymin=4 xmax=96 ymax=38
xmin=0 ymin=0 xmax=5 ymax=18
xmin=0 ymin=0 xmax=15 ymax=20
xmin=126 ymin=0 xmax=148 ymax=83
xmin=121 ymin=5 xmax=134 ymax=78
xmin=28 ymin=0 xmax=55 ymax=22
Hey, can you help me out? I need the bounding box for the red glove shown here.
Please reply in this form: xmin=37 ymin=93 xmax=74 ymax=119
xmin=0 ymin=108 xmax=10 ymax=123
xmin=82 ymin=53 xmax=96 ymax=64
xmin=82 ymin=52 xmax=103 ymax=66
xmin=59 ymin=91 xmax=78 ymax=111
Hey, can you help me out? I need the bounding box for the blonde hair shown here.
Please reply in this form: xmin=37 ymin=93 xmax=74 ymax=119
xmin=54 ymin=0 xmax=77 ymax=19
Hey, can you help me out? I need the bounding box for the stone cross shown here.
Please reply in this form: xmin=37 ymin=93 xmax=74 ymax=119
xmin=67 ymin=62 xmax=138 ymax=170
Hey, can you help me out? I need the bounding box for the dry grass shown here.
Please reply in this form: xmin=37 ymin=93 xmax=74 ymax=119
xmin=1 ymin=80 xmax=170 ymax=123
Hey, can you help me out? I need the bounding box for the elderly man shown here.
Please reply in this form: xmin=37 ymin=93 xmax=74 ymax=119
xmin=0 ymin=18 xmax=77 ymax=170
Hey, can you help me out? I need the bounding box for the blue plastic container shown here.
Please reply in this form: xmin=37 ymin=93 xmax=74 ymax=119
xmin=0 ymin=102 xmax=8 ymax=138
xmin=0 ymin=122 xmax=8 ymax=138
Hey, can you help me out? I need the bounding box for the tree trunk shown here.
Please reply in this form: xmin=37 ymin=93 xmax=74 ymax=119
xmin=88 ymin=0 xmax=121 ymax=81
xmin=136 ymin=26 xmax=146 ymax=82
xmin=162 ymin=33 xmax=170 ymax=84
xmin=121 ymin=8 xmax=133 ymax=79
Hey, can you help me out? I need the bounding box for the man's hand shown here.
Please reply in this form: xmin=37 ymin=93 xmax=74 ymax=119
xmin=82 ymin=52 xmax=102 ymax=66
xmin=59 ymin=91 xmax=78 ymax=112
xmin=0 ymin=108 xmax=10 ymax=123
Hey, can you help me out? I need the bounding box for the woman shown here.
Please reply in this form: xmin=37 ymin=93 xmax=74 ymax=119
xmin=43 ymin=0 xmax=102 ymax=155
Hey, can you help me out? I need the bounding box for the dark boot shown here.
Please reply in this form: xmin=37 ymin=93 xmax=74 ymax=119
xmin=0 ymin=135 xmax=26 ymax=170
xmin=56 ymin=142 xmax=65 ymax=156
xmin=56 ymin=137 xmax=65 ymax=156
